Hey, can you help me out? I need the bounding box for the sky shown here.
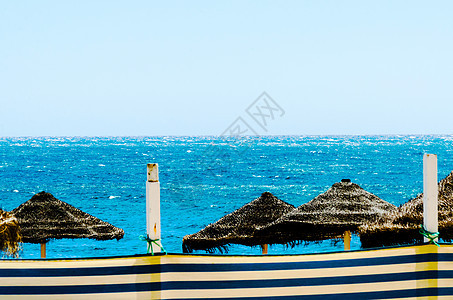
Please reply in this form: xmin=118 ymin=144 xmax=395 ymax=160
xmin=1 ymin=1 xmax=452 ymax=136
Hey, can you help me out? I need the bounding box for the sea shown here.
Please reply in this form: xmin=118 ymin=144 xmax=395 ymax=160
xmin=1 ymin=135 xmax=453 ymax=259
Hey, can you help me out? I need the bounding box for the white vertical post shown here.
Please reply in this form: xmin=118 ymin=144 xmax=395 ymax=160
xmin=146 ymin=163 xmax=162 ymax=253
xmin=423 ymin=154 xmax=438 ymax=243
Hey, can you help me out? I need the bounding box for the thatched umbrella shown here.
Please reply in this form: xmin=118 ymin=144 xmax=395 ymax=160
xmin=12 ymin=191 xmax=124 ymax=258
xmin=0 ymin=209 xmax=22 ymax=257
xmin=256 ymin=180 xmax=396 ymax=247
xmin=359 ymin=171 xmax=453 ymax=248
xmin=182 ymin=192 xmax=295 ymax=253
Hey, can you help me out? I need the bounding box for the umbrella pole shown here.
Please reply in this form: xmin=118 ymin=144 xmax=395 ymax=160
xmin=261 ymin=244 xmax=268 ymax=255
xmin=344 ymin=231 xmax=351 ymax=251
xmin=423 ymin=154 xmax=438 ymax=243
xmin=40 ymin=242 xmax=46 ymax=259
xmin=146 ymin=164 xmax=162 ymax=254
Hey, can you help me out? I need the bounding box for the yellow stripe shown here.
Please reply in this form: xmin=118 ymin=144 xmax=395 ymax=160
xmin=416 ymin=244 xmax=439 ymax=292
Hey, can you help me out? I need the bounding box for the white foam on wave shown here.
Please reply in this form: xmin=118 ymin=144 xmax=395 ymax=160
xmin=109 ymin=196 xmax=120 ymax=199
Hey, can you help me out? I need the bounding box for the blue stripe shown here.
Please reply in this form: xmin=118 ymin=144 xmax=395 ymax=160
xmin=160 ymin=270 xmax=450 ymax=290
xmin=0 ymin=253 xmax=447 ymax=277
xmin=0 ymin=270 xmax=452 ymax=295
xmin=0 ymin=282 xmax=159 ymax=295
xmin=0 ymin=264 xmax=161 ymax=277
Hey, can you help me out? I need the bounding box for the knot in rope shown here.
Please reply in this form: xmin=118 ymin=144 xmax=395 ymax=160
xmin=419 ymin=225 xmax=440 ymax=247
xmin=139 ymin=235 xmax=167 ymax=255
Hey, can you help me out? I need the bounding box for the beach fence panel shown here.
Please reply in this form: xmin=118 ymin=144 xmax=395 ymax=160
xmin=2 ymin=244 xmax=453 ymax=299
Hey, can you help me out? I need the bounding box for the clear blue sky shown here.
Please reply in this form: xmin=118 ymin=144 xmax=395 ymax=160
xmin=1 ymin=1 xmax=452 ymax=136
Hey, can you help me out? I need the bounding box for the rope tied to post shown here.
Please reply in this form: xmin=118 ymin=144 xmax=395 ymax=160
xmin=419 ymin=224 xmax=440 ymax=247
xmin=139 ymin=235 xmax=167 ymax=255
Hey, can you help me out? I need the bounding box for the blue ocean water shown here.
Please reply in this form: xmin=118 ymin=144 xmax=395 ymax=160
xmin=1 ymin=135 xmax=453 ymax=259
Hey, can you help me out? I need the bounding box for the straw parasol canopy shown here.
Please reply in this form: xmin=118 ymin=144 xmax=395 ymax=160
xmin=359 ymin=171 xmax=453 ymax=248
xmin=0 ymin=209 xmax=22 ymax=257
xmin=256 ymin=181 xmax=396 ymax=245
xmin=182 ymin=192 xmax=295 ymax=253
xmin=12 ymin=191 xmax=124 ymax=244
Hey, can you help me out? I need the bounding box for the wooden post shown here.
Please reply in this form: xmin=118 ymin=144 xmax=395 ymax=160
xmin=146 ymin=163 xmax=162 ymax=254
xmin=344 ymin=231 xmax=351 ymax=251
xmin=261 ymin=244 xmax=268 ymax=255
xmin=40 ymin=243 xmax=46 ymax=259
xmin=423 ymin=154 xmax=438 ymax=243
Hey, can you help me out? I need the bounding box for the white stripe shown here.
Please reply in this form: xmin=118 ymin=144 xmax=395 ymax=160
xmin=0 ymin=256 xmax=161 ymax=269
xmin=0 ymin=273 xmax=159 ymax=287
xmin=160 ymin=279 xmax=453 ymax=299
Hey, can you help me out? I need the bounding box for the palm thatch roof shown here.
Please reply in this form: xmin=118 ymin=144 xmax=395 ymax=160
xmin=182 ymin=192 xmax=295 ymax=253
xmin=0 ymin=209 xmax=22 ymax=257
xmin=359 ymin=171 xmax=453 ymax=248
xmin=11 ymin=191 xmax=124 ymax=244
xmin=255 ymin=181 xmax=396 ymax=245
